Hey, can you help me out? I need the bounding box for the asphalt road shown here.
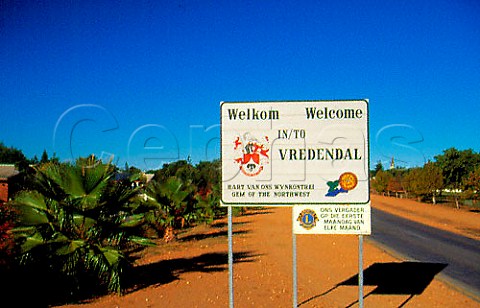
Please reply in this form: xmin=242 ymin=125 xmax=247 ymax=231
xmin=369 ymin=207 xmax=480 ymax=301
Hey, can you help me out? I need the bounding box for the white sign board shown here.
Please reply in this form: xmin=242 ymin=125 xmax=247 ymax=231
xmin=292 ymin=203 xmax=371 ymax=235
xmin=221 ymin=100 xmax=369 ymax=205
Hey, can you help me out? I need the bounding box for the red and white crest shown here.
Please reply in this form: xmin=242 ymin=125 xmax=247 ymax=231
xmin=233 ymin=133 xmax=270 ymax=176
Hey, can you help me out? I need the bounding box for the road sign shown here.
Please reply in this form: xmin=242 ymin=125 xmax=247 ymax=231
xmin=293 ymin=203 xmax=371 ymax=235
xmin=221 ymin=100 xmax=369 ymax=205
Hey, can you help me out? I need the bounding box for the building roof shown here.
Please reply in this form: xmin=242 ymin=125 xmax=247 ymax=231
xmin=0 ymin=164 xmax=19 ymax=179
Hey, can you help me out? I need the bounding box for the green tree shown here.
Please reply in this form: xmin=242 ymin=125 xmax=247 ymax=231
xmin=371 ymin=170 xmax=392 ymax=195
xmin=0 ymin=142 xmax=33 ymax=174
xmin=195 ymin=160 xmax=220 ymax=187
xmin=10 ymin=156 xmax=154 ymax=296
xmin=404 ymin=162 xmax=443 ymax=204
xmin=0 ymin=142 xmax=28 ymax=165
xmin=40 ymin=149 xmax=49 ymax=164
xmin=435 ymin=148 xmax=480 ymax=208
xmin=153 ymin=160 xmax=193 ymax=183
xmin=464 ymin=166 xmax=480 ymax=204
xmin=31 ymin=155 xmax=39 ymax=164
xmin=0 ymin=143 xmax=36 ymax=196
xmin=145 ymin=176 xmax=195 ymax=242
xmin=403 ymin=167 xmax=421 ymax=195
xmin=371 ymin=161 xmax=383 ymax=178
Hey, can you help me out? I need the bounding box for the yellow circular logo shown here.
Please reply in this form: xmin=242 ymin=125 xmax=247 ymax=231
xmin=339 ymin=172 xmax=358 ymax=191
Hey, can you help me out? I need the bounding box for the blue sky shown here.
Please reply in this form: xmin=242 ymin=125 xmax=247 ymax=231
xmin=1 ymin=0 xmax=479 ymax=170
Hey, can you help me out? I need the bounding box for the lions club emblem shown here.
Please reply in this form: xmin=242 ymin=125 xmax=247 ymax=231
xmin=233 ymin=133 xmax=270 ymax=176
xmin=297 ymin=209 xmax=319 ymax=230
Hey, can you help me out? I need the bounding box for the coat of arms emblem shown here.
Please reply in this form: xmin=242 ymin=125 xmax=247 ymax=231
xmin=233 ymin=133 xmax=270 ymax=176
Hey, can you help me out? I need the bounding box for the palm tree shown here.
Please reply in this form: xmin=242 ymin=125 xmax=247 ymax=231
xmin=145 ymin=176 xmax=194 ymax=242
xmin=10 ymin=156 xmax=154 ymax=296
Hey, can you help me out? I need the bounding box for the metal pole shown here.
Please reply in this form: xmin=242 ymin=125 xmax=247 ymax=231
xmin=228 ymin=206 xmax=234 ymax=308
xmin=293 ymin=230 xmax=297 ymax=307
xmin=358 ymin=235 xmax=364 ymax=308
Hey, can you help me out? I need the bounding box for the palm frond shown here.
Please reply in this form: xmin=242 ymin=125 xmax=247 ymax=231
xmin=12 ymin=190 xmax=48 ymax=211
xmin=128 ymin=235 xmax=156 ymax=247
xmin=14 ymin=204 xmax=49 ymax=226
xmin=119 ymin=214 xmax=145 ymax=228
xmin=55 ymin=239 xmax=86 ymax=256
xmin=19 ymin=231 xmax=45 ymax=253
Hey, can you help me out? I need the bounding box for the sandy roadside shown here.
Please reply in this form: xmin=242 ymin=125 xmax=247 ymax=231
xmin=59 ymin=196 xmax=480 ymax=307
xmin=370 ymin=194 xmax=480 ymax=240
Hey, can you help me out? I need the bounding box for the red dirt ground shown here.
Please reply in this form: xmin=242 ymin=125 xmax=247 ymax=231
xmin=59 ymin=195 xmax=480 ymax=307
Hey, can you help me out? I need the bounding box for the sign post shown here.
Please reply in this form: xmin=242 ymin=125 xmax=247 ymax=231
xmin=221 ymin=100 xmax=370 ymax=307
xmin=292 ymin=230 xmax=297 ymax=308
xmin=228 ymin=205 xmax=234 ymax=308
xmin=359 ymin=234 xmax=364 ymax=308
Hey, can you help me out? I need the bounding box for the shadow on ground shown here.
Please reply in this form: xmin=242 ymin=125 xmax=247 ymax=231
xmin=299 ymin=261 xmax=448 ymax=307
xmin=240 ymin=208 xmax=274 ymax=216
xmin=3 ymin=215 xmax=257 ymax=308
xmin=178 ymin=229 xmax=249 ymax=242
xmin=210 ymin=220 xmax=250 ymax=229
xmin=126 ymin=251 xmax=259 ymax=292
